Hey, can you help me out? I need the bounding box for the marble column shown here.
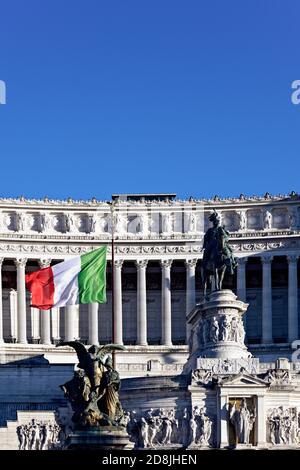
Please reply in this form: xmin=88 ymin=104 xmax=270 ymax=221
xmin=88 ymin=303 xmax=99 ymax=345
xmin=51 ymin=307 xmax=60 ymax=344
xmin=262 ymin=255 xmax=273 ymax=344
xmin=135 ymin=259 xmax=148 ymax=346
xmin=288 ymin=254 xmax=298 ymax=343
xmin=237 ymin=257 xmax=248 ymax=331
xmin=185 ymin=259 xmax=197 ymax=341
xmin=74 ymin=304 xmax=80 ymax=340
xmin=9 ymin=289 xmax=18 ymax=341
xmin=15 ymin=258 xmax=28 ymax=344
xmin=30 ymin=306 xmax=40 ymax=343
xmin=160 ymin=259 xmax=173 ymax=347
xmin=218 ymin=393 xmax=229 ymax=448
xmin=256 ymin=395 xmax=266 ymax=446
xmin=237 ymin=257 xmax=247 ymax=301
xmin=0 ymin=258 xmax=4 ymax=344
xmin=114 ymin=260 xmax=124 ymax=345
xmin=65 ymin=305 xmax=79 ymax=341
xmin=39 ymin=259 xmax=52 ymax=345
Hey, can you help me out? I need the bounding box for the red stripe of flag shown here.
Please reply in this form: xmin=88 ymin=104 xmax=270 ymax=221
xmin=25 ymin=266 xmax=55 ymax=310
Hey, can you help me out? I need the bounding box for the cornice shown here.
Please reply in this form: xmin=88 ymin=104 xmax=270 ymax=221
xmin=0 ymin=192 xmax=298 ymax=209
xmin=0 ymin=236 xmax=298 ymax=258
xmin=0 ymin=197 xmax=298 ymax=242
xmin=0 ymin=229 xmax=298 ymax=244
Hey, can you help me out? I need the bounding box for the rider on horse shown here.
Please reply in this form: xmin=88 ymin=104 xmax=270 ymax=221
xmin=202 ymin=210 xmax=237 ymax=293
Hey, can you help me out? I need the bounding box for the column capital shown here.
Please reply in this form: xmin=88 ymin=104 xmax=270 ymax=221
xmin=114 ymin=259 xmax=124 ymax=269
xmin=287 ymin=254 xmax=299 ymax=264
xmin=160 ymin=259 xmax=173 ymax=269
xmin=261 ymin=255 xmax=273 ymax=265
xmin=135 ymin=259 xmax=148 ymax=269
xmin=38 ymin=258 xmax=52 ymax=269
xmin=184 ymin=258 xmax=198 ymax=268
xmin=237 ymin=257 xmax=248 ymax=266
xmin=14 ymin=258 xmax=27 ymax=268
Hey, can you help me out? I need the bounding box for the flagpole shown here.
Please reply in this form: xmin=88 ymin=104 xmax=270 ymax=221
xmin=110 ymin=201 xmax=116 ymax=369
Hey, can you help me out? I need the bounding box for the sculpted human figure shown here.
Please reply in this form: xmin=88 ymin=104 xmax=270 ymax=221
xmin=139 ymin=417 xmax=149 ymax=448
xmin=263 ymin=209 xmax=272 ymax=230
xmin=289 ymin=208 xmax=298 ymax=230
xmin=159 ymin=409 xmax=177 ymax=446
xmin=115 ymin=213 xmax=127 ymax=234
xmin=198 ymin=407 xmax=212 ymax=446
xmin=29 ymin=419 xmax=40 ymax=450
xmin=210 ymin=317 xmax=219 ymax=343
xmin=230 ymin=317 xmax=239 ymax=342
xmin=87 ymin=214 xmax=96 ymax=233
xmin=139 ymin=213 xmax=149 ymax=235
xmin=181 ymin=408 xmax=190 ymax=447
xmin=17 ymin=425 xmax=26 ymax=450
xmin=56 ymin=341 xmax=125 ymax=428
xmin=161 ymin=415 xmax=173 ymax=445
xmin=127 ymin=410 xmax=139 ymax=447
xmin=202 ymin=210 xmax=237 ymax=295
xmin=97 ymin=356 xmax=123 ymax=422
xmin=230 ymin=399 xmax=255 ymax=445
xmin=26 ymin=425 xmax=33 ymax=450
xmin=268 ymin=408 xmax=280 ymax=444
xmin=237 ymin=318 xmax=245 ymax=343
xmin=238 ymin=210 xmax=247 ymax=231
xmin=41 ymin=424 xmax=51 ymax=450
xmin=147 ymin=415 xmax=162 ymax=447
xmin=289 ymin=409 xmax=298 ymax=444
xmin=65 ymin=213 xmax=74 ymax=232
xmin=220 ymin=316 xmax=231 ymax=341
xmin=188 ymin=212 xmax=197 ymax=233
xmin=189 ymin=414 xmax=197 ymax=445
xmin=40 ymin=212 xmax=52 ymax=232
xmin=18 ymin=212 xmax=27 ymax=232
xmin=162 ymin=213 xmax=173 ymax=234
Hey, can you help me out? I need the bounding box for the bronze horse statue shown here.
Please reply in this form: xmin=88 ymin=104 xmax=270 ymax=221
xmin=202 ymin=210 xmax=237 ymax=297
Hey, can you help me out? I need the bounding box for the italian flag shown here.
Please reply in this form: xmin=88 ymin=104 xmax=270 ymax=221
xmin=25 ymin=246 xmax=107 ymax=310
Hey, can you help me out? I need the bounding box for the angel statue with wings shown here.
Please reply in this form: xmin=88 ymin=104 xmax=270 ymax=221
xmin=56 ymin=341 xmax=126 ymax=428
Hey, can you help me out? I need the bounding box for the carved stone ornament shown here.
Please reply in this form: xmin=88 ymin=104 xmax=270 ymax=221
xmin=229 ymin=399 xmax=256 ymax=445
xmin=264 ymin=369 xmax=291 ymax=385
xmin=196 ymin=358 xmax=259 ymax=375
xmin=135 ymin=259 xmax=148 ymax=269
xmin=124 ymin=406 xmax=213 ymax=449
xmin=191 ymin=369 xmax=214 ymax=385
xmin=267 ymin=407 xmax=299 ymax=445
xmin=17 ymin=419 xmax=63 ymax=450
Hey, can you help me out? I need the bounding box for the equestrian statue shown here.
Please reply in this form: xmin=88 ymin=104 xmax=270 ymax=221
xmin=202 ymin=210 xmax=237 ymax=296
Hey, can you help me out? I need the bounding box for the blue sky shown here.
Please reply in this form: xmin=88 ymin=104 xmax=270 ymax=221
xmin=0 ymin=0 xmax=299 ymax=201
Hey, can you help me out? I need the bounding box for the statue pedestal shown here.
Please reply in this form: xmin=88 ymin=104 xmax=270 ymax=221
xmin=184 ymin=290 xmax=251 ymax=374
xmin=66 ymin=426 xmax=133 ymax=450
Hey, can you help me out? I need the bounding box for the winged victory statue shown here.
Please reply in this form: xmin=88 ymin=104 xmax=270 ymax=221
xmin=56 ymin=341 xmax=126 ymax=429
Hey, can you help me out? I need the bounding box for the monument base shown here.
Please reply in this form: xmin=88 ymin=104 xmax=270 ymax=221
xmin=66 ymin=426 xmax=133 ymax=450
xmin=184 ymin=289 xmax=249 ymax=374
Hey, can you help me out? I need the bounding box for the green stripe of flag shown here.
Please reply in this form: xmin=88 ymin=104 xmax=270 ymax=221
xmin=78 ymin=246 xmax=107 ymax=304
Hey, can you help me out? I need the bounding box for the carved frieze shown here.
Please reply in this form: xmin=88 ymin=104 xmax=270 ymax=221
xmin=17 ymin=419 xmax=63 ymax=450
xmin=0 ymin=197 xmax=297 ymax=257
xmin=267 ymin=407 xmax=299 ymax=445
xmin=124 ymin=406 xmax=213 ymax=449
xmin=196 ymin=358 xmax=260 ymax=374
